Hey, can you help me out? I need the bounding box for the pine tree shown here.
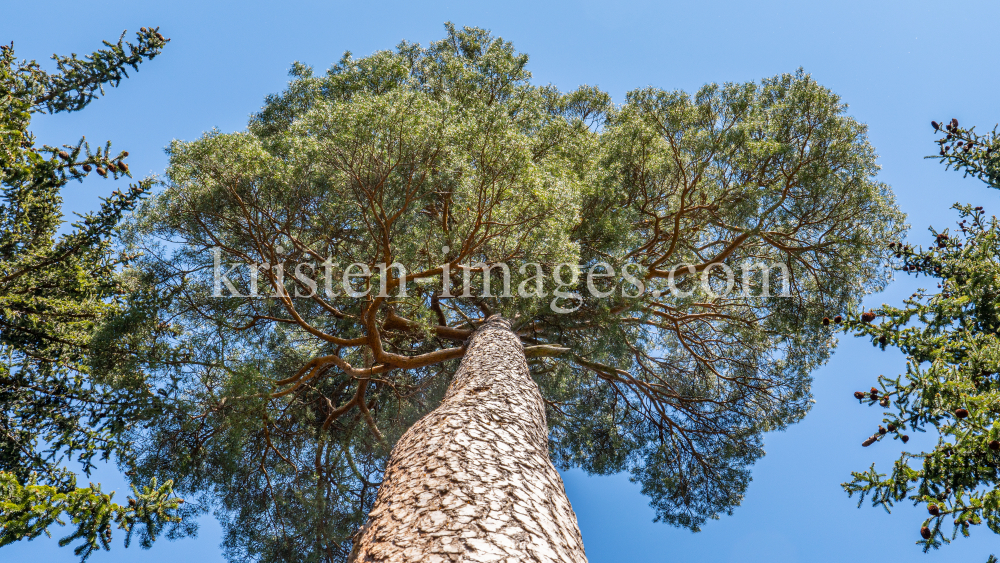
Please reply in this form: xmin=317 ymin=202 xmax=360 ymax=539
xmin=124 ymin=24 xmax=905 ymax=562
xmin=349 ymin=316 xmax=586 ymax=562
xmin=0 ymin=28 xmax=183 ymax=559
xmin=842 ymin=117 xmax=1000 ymax=561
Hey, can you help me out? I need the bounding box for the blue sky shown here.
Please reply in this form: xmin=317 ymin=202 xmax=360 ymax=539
xmin=3 ymin=1 xmax=1000 ymax=561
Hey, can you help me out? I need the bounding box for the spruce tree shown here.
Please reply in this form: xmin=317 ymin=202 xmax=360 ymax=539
xmin=842 ymin=118 xmax=1000 ymax=562
xmin=0 ymin=28 xmax=182 ymax=559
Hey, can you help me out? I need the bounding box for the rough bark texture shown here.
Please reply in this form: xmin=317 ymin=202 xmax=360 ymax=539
xmin=349 ymin=316 xmax=587 ymax=563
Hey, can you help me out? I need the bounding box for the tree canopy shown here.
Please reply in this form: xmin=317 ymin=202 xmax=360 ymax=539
xmin=122 ymin=24 xmax=905 ymax=562
xmin=0 ymin=28 xmax=183 ymax=560
xmin=842 ymin=118 xmax=1000 ymax=561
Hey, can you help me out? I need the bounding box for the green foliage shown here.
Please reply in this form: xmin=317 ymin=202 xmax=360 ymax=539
xmin=125 ymin=24 xmax=904 ymax=562
xmin=0 ymin=28 xmax=182 ymax=557
xmin=0 ymin=472 xmax=181 ymax=560
xmin=841 ymin=118 xmax=1000 ymax=561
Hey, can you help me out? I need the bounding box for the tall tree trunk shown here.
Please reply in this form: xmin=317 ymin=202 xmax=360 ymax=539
xmin=349 ymin=316 xmax=587 ymax=563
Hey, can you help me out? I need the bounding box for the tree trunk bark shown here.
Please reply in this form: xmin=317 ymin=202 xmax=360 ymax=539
xmin=348 ymin=316 xmax=587 ymax=563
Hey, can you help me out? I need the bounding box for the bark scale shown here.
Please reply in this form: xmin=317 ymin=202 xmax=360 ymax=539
xmin=349 ymin=316 xmax=587 ymax=563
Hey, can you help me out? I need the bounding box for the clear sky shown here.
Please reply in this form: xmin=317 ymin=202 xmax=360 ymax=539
xmin=3 ymin=1 xmax=1000 ymax=561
